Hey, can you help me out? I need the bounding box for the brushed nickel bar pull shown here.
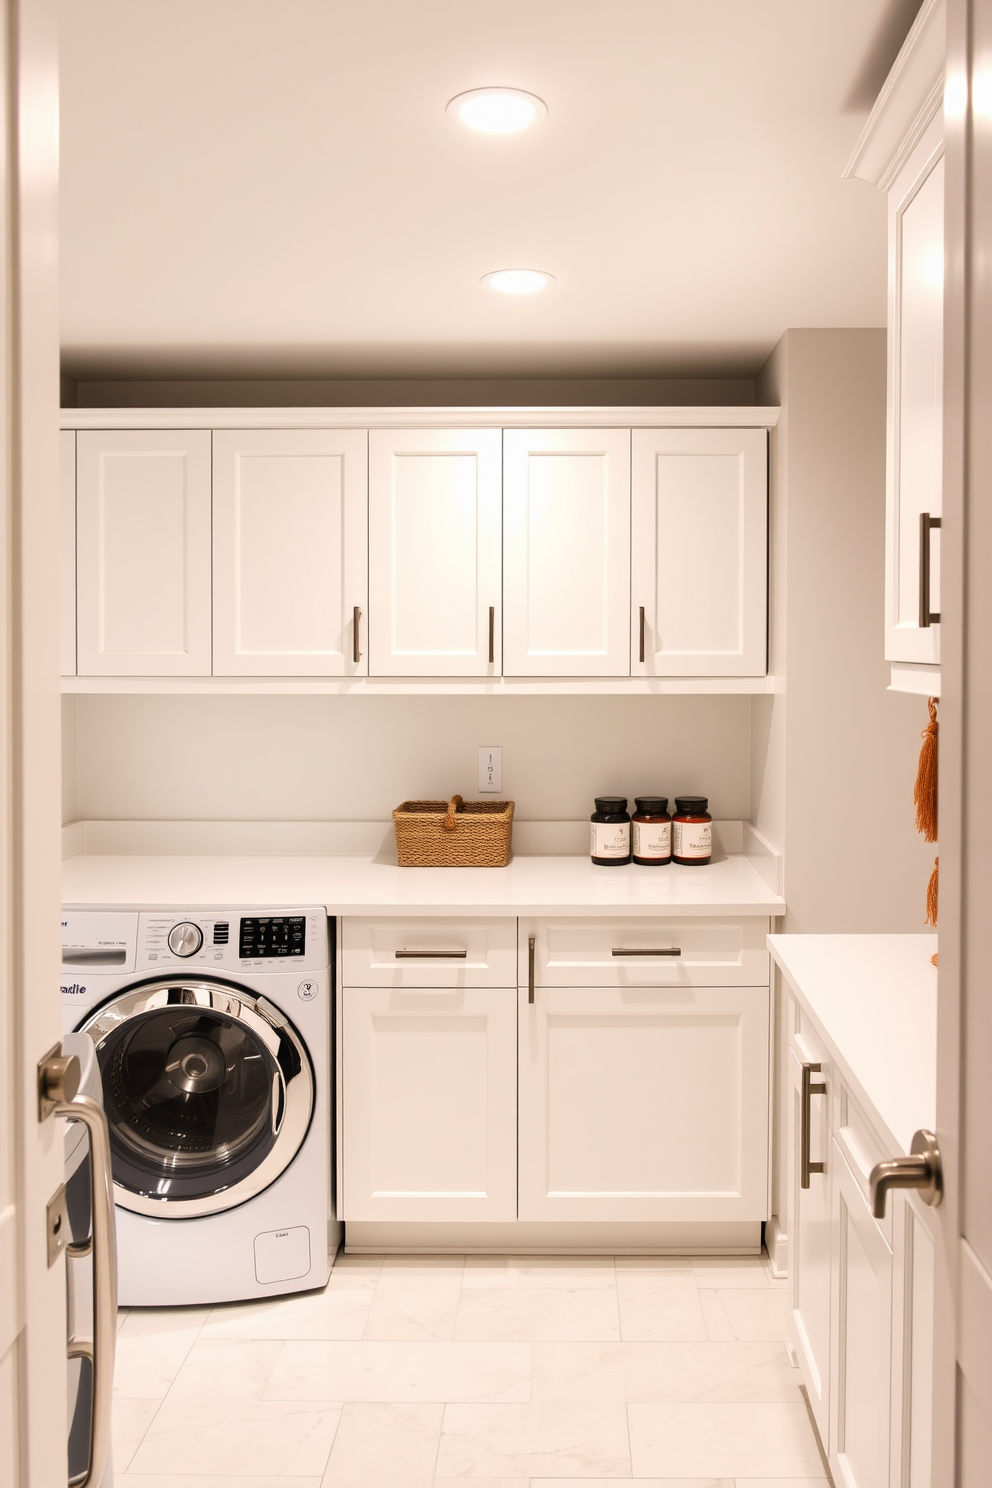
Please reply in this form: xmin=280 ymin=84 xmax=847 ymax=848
xmin=488 ymin=606 xmax=495 ymax=665
xmin=919 ymin=513 xmax=941 ymax=627
xmin=639 ymin=605 xmax=645 ymax=664
xmin=394 ymin=949 xmax=468 ymax=959
xmin=353 ymin=605 xmax=362 ymax=663
xmin=528 ymin=935 xmax=536 ymax=1004
xmin=869 ymin=1129 xmax=943 ymax=1218
xmin=612 ymin=946 xmax=682 ymax=957
xmin=800 ymin=1061 xmax=827 ymax=1188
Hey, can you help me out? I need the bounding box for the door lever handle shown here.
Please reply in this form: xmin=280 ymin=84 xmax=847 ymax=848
xmin=869 ymin=1129 xmax=942 ymax=1218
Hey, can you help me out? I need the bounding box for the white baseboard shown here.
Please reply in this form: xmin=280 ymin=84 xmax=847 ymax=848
xmin=765 ymin=1214 xmax=788 ymax=1277
xmin=343 ymin=1219 xmax=762 ymax=1254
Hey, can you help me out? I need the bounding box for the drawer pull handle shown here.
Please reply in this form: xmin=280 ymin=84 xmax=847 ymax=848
xmin=869 ymin=1129 xmax=943 ymax=1218
xmin=611 ymin=947 xmax=682 ymax=957
xmin=528 ymin=935 xmax=536 ymax=1004
xmin=394 ymin=949 xmax=468 ymax=959
xmin=800 ymin=1061 xmax=827 ymax=1188
xmin=353 ymin=605 xmax=362 ymax=663
xmin=919 ymin=513 xmax=941 ymax=627
xmin=488 ymin=605 xmax=495 ymax=665
xmin=638 ymin=605 xmax=645 ymax=664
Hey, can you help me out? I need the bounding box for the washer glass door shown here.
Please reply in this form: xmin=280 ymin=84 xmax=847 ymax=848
xmin=80 ymin=981 xmax=314 ymax=1218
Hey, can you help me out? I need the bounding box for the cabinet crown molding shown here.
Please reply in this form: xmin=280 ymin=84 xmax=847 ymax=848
xmin=844 ymin=0 xmax=945 ymax=190
xmin=60 ymin=405 xmax=780 ymax=431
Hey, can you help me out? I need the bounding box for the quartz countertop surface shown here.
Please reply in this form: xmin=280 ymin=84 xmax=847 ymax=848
xmin=768 ymin=932 xmax=938 ymax=1156
xmin=62 ymin=850 xmax=785 ymax=918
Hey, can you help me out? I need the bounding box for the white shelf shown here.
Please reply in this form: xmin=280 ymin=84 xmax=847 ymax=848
xmin=61 ymin=673 xmax=775 ymax=696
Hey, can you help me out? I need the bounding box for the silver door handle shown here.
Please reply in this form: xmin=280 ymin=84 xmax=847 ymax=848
xmin=528 ymin=935 xmax=536 ymax=1004
xmin=869 ymin=1129 xmax=942 ymax=1218
xmin=800 ymin=1061 xmax=827 ymax=1188
xmin=612 ymin=947 xmax=682 ymax=957
xmin=394 ymin=949 xmax=468 ymax=959
xmin=919 ymin=513 xmax=941 ymax=627
xmin=353 ymin=606 xmax=362 ymax=663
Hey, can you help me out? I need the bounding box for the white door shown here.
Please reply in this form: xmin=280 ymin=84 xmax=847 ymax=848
xmin=518 ymin=983 xmax=768 ymax=1222
xmin=787 ymin=1043 xmax=833 ymax=1444
xmin=828 ymin=1142 xmax=894 ymax=1488
xmin=343 ymin=986 xmax=517 ymax=1220
xmin=885 ymin=114 xmax=944 ymax=666
xmin=502 ymin=428 xmax=630 ymax=676
xmin=368 ymin=428 xmax=501 ymax=676
xmin=213 ymin=429 xmax=368 ymax=676
xmin=1 ymin=3 xmax=72 ymax=1481
xmin=631 ymin=428 xmax=767 ymax=676
xmin=60 ymin=430 xmax=76 ymax=676
xmin=76 ymin=430 xmax=212 ymax=676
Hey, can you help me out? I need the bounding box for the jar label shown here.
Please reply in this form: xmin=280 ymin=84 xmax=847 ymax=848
xmin=591 ymin=822 xmax=631 ymax=859
xmin=633 ymin=820 xmax=671 ymax=858
xmin=673 ymin=820 xmax=712 ymax=858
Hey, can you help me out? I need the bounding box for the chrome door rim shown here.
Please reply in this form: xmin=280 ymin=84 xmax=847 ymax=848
xmin=77 ymin=978 xmax=315 ymax=1219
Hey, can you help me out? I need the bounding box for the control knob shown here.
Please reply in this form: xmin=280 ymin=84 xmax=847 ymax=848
xmin=168 ymin=921 xmax=203 ymax=957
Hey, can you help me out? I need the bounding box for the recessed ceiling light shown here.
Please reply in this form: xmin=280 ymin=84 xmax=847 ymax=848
xmin=482 ymin=269 xmax=555 ymax=295
xmin=447 ymin=87 xmax=547 ymax=134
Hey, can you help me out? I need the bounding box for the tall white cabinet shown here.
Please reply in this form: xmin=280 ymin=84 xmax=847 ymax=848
xmin=60 ymin=431 xmax=76 ymax=677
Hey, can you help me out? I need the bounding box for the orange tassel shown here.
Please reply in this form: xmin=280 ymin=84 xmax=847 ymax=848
xmin=926 ymin=856 xmax=938 ymax=926
xmin=914 ymin=698 xmax=939 ymax=842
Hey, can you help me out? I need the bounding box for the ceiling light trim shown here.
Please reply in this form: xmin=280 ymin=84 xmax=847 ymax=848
xmin=446 ymin=86 xmax=548 ymax=134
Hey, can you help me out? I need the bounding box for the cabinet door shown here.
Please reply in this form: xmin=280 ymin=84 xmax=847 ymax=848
xmin=343 ymin=985 xmax=517 ymax=1221
xmin=886 ymin=114 xmax=944 ymax=665
xmin=787 ymin=1041 xmax=833 ymax=1444
xmin=502 ymin=429 xmax=630 ymax=676
xmin=76 ymin=431 xmax=212 ymax=676
xmin=518 ymin=983 xmax=768 ymax=1222
xmin=829 ymin=1139 xmax=894 ymax=1488
xmin=890 ymin=1196 xmax=936 ymax=1488
xmin=213 ymin=429 xmax=367 ymax=676
xmin=60 ymin=431 xmax=76 ymax=676
xmin=368 ymin=429 xmax=501 ymax=676
xmin=631 ymin=428 xmax=767 ymax=676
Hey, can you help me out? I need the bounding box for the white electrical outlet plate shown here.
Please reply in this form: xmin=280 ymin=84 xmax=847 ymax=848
xmin=478 ymin=746 xmax=502 ymax=793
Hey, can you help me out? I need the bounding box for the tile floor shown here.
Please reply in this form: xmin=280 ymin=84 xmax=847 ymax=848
xmin=111 ymin=1250 xmax=830 ymax=1488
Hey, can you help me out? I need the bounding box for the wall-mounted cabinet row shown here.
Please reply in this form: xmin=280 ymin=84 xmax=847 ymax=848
xmin=60 ymin=424 xmax=768 ymax=680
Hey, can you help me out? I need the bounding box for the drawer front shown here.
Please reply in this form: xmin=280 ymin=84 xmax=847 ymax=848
xmin=342 ymin=916 xmax=517 ymax=987
xmin=519 ymin=916 xmax=769 ymax=987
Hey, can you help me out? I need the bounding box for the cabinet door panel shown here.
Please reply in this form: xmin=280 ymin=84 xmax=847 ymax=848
xmin=76 ymin=431 xmax=212 ymax=676
xmin=787 ymin=1042 xmax=832 ymax=1443
xmin=213 ymin=429 xmax=367 ymax=676
xmin=503 ymin=429 xmax=630 ymax=676
xmin=521 ymin=915 xmax=769 ymax=988
xmin=60 ymin=431 xmax=76 ymax=676
xmin=369 ymin=429 xmax=501 ymax=676
xmin=343 ymin=985 xmax=517 ymax=1221
xmin=632 ymin=428 xmax=767 ymax=676
xmin=518 ymin=984 xmax=768 ymax=1221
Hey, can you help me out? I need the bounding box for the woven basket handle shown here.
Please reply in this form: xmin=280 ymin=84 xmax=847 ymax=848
xmin=443 ymin=794 xmax=464 ymax=831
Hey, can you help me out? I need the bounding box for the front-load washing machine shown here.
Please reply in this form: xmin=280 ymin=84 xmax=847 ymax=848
xmin=61 ymin=905 xmax=338 ymax=1307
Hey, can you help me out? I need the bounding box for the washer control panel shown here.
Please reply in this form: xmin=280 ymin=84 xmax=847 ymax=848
xmin=239 ymin=915 xmax=306 ymax=959
xmin=127 ymin=908 xmax=329 ymax=972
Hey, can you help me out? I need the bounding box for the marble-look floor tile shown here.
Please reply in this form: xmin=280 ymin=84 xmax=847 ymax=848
xmin=530 ymin=1341 xmax=626 ymax=1403
xmin=621 ymin=1340 xmax=803 ymax=1403
xmin=202 ymin=1279 xmax=377 ymax=1342
xmin=113 ymin=1308 xmax=211 ymax=1399
xmin=699 ymin=1288 xmax=789 ymax=1342
xmin=462 ymin=1255 xmax=616 ymax=1289
xmin=616 ymin=1272 xmax=709 ymax=1341
xmin=321 ymin=1401 xmax=443 ymax=1485
xmin=455 ymin=1284 xmax=621 ymax=1342
xmin=690 ymin=1256 xmax=773 ymax=1288
xmin=531 ymin=1480 xmax=732 ymax=1487
xmin=130 ymin=1399 xmax=341 ymax=1477
xmin=436 ymin=1400 xmax=631 ymax=1479
xmin=614 ymin=1254 xmax=694 ymax=1277
xmin=266 ymin=1339 xmax=531 ymax=1403
xmin=363 ymin=1258 xmax=464 ymax=1342
xmin=737 ymin=1480 xmax=830 ymax=1488
xmin=628 ymin=1402 xmax=826 ymax=1478
xmin=162 ymin=1336 xmax=283 ymax=1401
xmin=111 ymin=1397 xmax=159 ymax=1472
xmin=119 ymin=1478 xmax=322 ymax=1488
xmin=432 ymin=1480 xmax=522 ymax=1488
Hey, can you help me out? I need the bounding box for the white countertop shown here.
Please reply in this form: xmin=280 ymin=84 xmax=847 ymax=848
xmin=768 ymin=933 xmax=938 ymax=1156
xmin=62 ymin=850 xmax=785 ymax=918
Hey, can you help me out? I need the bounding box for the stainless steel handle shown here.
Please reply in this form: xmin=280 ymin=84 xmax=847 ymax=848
xmin=58 ymin=1094 xmax=118 ymax=1488
xmin=800 ymin=1061 xmax=827 ymax=1188
xmin=488 ymin=606 xmax=495 ymax=665
xmin=353 ymin=605 xmax=362 ymax=663
xmin=869 ymin=1129 xmax=943 ymax=1218
xmin=638 ymin=605 xmax=645 ymax=664
xmin=394 ymin=949 xmax=468 ymax=959
xmin=528 ymin=935 xmax=536 ymax=1004
xmin=919 ymin=513 xmax=941 ymax=627
xmin=612 ymin=946 xmax=682 ymax=957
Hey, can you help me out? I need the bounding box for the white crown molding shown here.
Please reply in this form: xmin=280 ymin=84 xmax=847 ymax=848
xmin=59 ymin=404 xmax=780 ymax=431
xmin=844 ymin=0 xmax=945 ymax=189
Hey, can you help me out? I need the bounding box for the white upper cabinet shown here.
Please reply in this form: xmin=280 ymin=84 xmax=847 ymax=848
xmin=60 ymin=431 xmax=76 ymax=676
xmin=502 ymin=429 xmax=631 ymax=676
xmin=368 ymin=429 xmax=502 ymax=677
xmin=631 ymin=429 xmax=768 ymax=677
xmin=76 ymin=430 xmax=212 ymax=676
xmin=886 ymin=114 xmax=944 ymax=666
xmin=213 ymin=430 xmax=368 ymax=676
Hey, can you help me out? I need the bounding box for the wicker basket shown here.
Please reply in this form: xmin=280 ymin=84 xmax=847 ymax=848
xmin=392 ymin=795 xmax=514 ymax=867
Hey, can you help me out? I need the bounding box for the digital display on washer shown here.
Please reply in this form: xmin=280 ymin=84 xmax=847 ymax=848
xmin=239 ymin=915 xmax=306 ymax=959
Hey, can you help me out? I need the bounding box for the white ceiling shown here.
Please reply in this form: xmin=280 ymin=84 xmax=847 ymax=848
xmin=59 ymin=0 xmax=921 ymax=382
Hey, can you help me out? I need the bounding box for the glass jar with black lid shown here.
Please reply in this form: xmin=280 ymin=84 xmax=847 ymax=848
xmin=672 ymin=795 xmax=713 ymax=865
xmin=590 ymin=797 xmax=631 ymax=865
xmin=632 ymin=796 xmax=672 ymax=865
